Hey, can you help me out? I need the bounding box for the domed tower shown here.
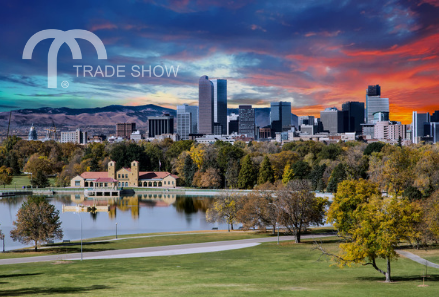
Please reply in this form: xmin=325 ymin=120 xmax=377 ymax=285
xmin=108 ymin=161 xmax=116 ymax=179
xmin=130 ymin=161 xmax=139 ymax=187
xmin=28 ymin=124 xmax=37 ymax=141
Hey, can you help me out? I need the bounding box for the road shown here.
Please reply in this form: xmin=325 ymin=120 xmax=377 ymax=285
xmin=0 ymin=234 xmax=330 ymax=265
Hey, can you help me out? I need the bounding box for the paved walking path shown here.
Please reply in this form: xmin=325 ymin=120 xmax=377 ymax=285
xmin=0 ymin=234 xmax=330 ymax=265
xmin=397 ymin=250 xmax=439 ymax=269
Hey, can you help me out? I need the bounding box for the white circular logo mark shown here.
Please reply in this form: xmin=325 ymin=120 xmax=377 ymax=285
xmin=61 ymin=81 xmax=69 ymax=88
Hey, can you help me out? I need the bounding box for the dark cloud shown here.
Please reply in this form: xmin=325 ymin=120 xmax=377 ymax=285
xmin=1 ymin=0 xmax=439 ymax=122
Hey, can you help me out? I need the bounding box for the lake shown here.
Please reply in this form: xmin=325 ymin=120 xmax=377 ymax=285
xmin=0 ymin=193 xmax=228 ymax=251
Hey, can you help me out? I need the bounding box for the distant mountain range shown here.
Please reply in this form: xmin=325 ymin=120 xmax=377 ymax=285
xmin=0 ymin=104 xmax=297 ymax=129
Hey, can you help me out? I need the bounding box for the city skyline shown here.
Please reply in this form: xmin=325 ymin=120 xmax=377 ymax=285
xmin=2 ymin=1 xmax=439 ymax=124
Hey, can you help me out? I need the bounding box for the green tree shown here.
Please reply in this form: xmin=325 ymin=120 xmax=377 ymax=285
xmin=31 ymin=170 xmax=50 ymax=188
xmin=310 ymin=164 xmax=327 ymax=191
xmin=225 ymin=160 xmax=240 ymax=189
xmin=327 ymin=180 xmax=422 ymax=282
xmin=363 ymin=142 xmax=385 ymax=156
xmin=0 ymin=165 xmax=13 ymax=188
xmin=326 ymin=163 xmax=346 ymax=193
xmin=183 ymin=154 xmax=198 ymax=187
xmin=258 ymin=156 xmax=275 ymax=185
xmin=10 ymin=196 xmax=63 ymax=251
xmin=292 ymin=160 xmax=311 ymax=180
xmin=238 ymin=155 xmax=257 ymax=189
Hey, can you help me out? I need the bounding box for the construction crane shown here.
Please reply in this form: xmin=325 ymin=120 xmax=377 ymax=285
xmin=6 ymin=111 xmax=11 ymax=138
xmin=44 ymin=119 xmax=57 ymax=141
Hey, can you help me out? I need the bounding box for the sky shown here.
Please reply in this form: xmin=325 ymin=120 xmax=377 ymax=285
xmin=1 ymin=0 xmax=439 ymax=123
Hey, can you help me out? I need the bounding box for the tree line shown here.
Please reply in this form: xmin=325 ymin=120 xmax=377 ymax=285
xmin=1 ymin=136 xmax=439 ymax=199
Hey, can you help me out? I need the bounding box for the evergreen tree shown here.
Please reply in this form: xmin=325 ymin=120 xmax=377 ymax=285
xmin=258 ymin=156 xmax=275 ymax=184
xmin=326 ymin=163 xmax=347 ymax=193
xmin=292 ymin=160 xmax=311 ymax=179
xmin=31 ymin=170 xmax=50 ymax=188
xmin=183 ymin=155 xmax=197 ymax=187
xmin=310 ymin=164 xmax=327 ymax=191
xmin=238 ymin=155 xmax=257 ymax=189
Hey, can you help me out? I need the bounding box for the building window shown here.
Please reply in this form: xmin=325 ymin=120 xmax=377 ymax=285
xmin=118 ymin=182 xmax=120 ymax=186
xmin=75 ymin=181 xmax=80 ymax=186
xmin=118 ymin=174 xmax=120 ymax=178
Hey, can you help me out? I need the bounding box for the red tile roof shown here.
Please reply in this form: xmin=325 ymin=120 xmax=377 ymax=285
xmin=139 ymin=172 xmax=178 ymax=180
xmin=95 ymin=177 xmax=118 ymax=183
xmin=80 ymin=172 xmax=108 ymax=179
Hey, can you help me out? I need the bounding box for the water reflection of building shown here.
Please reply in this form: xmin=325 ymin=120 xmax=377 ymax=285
xmin=63 ymin=193 xmax=183 ymax=220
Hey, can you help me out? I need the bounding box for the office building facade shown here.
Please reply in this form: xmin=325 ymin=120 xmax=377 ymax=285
xmin=148 ymin=114 xmax=174 ymax=138
xmin=238 ymin=105 xmax=256 ymax=138
xmin=270 ymin=101 xmax=292 ymax=133
xmin=412 ymin=111 xmax=430 ymax=144
xmin=320 ymin=107 xmax=344 ymax=134
xmin=211 ymin=79 xmax=227 ymax=135
xmin=61 ymin=129 xmax=87 ymax=144
xmin=342 ymin=101 xmax=365 ymax=133
xmin=116 ymin=123 xmax=136 ymax=138
xmin=198 ymin=75 xmax=214 ymax=134
xmin=227 ymin=113 xmax=239 ymax=135
xmin=177 ymin=104 xmax=198 ymax=140
xmin=365 ymin=85 xmax=389 ymax=124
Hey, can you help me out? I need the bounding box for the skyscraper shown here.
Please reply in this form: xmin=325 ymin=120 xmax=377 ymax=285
xmin=365 ymin=85 xmax=389 ymax=123
xmin=431 ymin=110 xmax=439 ymax=122
xmin=270 ymin=102 xmax=292 ymax=133
xmin=198 ymin=75 xmax=214 ymax=134
xmin=211 ymin=79 xmax=227 ymax=135
xmin=227 ymin=113 xmax=239 ymax=135
xmin=412 ymin=111 xmax=430 ymax=144
xmin=238 ymin=105 xmax=255 ymax=138
xmin=148 ymin=113 xmax=174 ymax=138
xmin=342 ymin=101 xmax=365 ymax=133
xmin=177 ymin=104 xmax=198 ymax=140
xmin=320 ymin=107 xmax=344 ymax=134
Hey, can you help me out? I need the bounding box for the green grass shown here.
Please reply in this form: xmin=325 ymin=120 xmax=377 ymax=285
xmin=0 ymin=175 xmax=56 ymax=189
xmin=0 ymin=237 xmax=437 ymax=296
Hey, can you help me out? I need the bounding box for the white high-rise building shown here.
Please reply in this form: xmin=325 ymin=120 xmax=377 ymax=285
xmin=60 ymin=129 xmax=87 ymax=144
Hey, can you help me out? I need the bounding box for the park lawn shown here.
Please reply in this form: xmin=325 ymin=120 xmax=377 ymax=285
xmin=0 ymin=231 xmax=273 ymax=259
xmin=0 ymin=175 xmax=56 ymax=189
xmin=0 ymin=238 xmax=437 ymax=297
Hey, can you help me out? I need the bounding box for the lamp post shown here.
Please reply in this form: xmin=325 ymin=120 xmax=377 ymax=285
xmin=1 ymin=234 xmax=5 ymax=253
xmin=269 ymin=203 xmax=280 ymax=245
xmin=116 ymin=222 xmax=118 ymax=239
xmin=74 ymin=211 xmax=83 ymax=261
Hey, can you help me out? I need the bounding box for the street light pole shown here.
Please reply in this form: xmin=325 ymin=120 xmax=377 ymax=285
xmin=74 ymin=211 xmax=83 ymax=261
xmin=269 ymin=203 xmax=280 ymax=245
xmin=116 ymin=222 xmax=118 ymax=239
xmin=1 ymin=234 xmax=5 ymax=252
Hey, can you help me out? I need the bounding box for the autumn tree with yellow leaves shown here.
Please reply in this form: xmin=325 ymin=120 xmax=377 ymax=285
xmin=327 ymin=179 xmax=422 ymax=282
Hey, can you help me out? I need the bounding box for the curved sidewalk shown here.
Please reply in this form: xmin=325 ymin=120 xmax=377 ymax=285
xmin=397 ymin=250 xmax=439 ymax=269
xmin=0 ymin=234 xmax=330 ymax=265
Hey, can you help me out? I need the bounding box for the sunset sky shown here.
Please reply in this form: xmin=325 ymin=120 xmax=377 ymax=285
xmin=1 ymin=0 xmax=439 ymax=123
